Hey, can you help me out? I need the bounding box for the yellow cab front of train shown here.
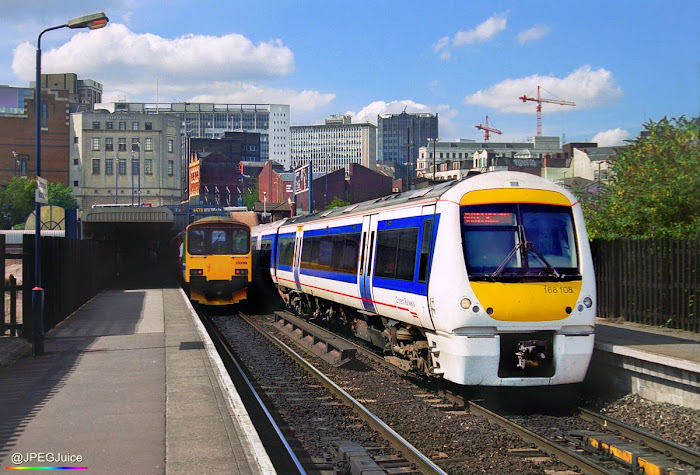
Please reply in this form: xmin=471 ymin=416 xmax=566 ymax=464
xmin=182 ymin=216 xmax=252 ymax=305
xmin=426 ymin=172 xmax=596 ymax=386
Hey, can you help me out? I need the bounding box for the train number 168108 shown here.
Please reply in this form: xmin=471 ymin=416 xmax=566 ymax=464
xmin=543 ymin=285 xmax=574 ymax=294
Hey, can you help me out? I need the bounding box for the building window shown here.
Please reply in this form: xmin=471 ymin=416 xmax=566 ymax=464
xmin=132 ymin=139 xmax=140 ymax=151
xmin=105 ymin=137 xmax=114 ymax=151
xmin=92 ymin=159 xmax=100 ymax=174
xmin=168 ymin=160 xmax=174 ymax=176
xmin=119 ymin=121 xmax=126 ymax=130
xmin=106 ymin=158 xmax=114 ymax=175
xmin=92 ymin=121 xmax=101 ymax=129
xmin=73 ymin=158 xmax=79 ymax=165
xmin=118 ymin=138 xmax=126 ymax=151
xmin=73 ymin=136 xmax=79 ymax=144
xmin=73 ymin=180 xmax=78 ymax=186
xmin=118 ymin=158 xmax=126 ymax=175
xmin=132 ymin=158 xmax=140 ymax=175
xmin=91 ymin=137 xmax=100 ymax=151
xmin=144 ymin=158 xmax=153 ymax=175
xmin=106 ymin=121 xmax=113 ymax=130
xmin=168 ymin=139 xmax=174 ymax=153
xmin=144 ymin=138 xmax=153 ymax=151
xmin=145 ymin=122 xmax=152 ymax=130
xmin=132 ymin=121 xmax=139 ymax=130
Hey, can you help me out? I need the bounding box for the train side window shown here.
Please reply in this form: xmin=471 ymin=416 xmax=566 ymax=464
xmin=418 ymin=219 xmax=433 ymax=283
xmin=278 ymin=237 xmax=295 ymax=266
xmin=375 ymin=227 xmax=419 ymax=281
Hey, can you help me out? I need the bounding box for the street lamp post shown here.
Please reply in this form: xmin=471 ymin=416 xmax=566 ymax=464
xmin=263 ymin=191 xmax=267 ymax=222
xmin=33 ymin=12 xmax=108 ymax=356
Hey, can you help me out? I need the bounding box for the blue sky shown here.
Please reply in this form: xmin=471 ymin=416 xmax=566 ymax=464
xmin=1 ymin=0 xmax=698 ymax=145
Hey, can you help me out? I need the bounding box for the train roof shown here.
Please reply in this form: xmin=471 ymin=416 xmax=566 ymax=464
xmin=187 ymin=215 xmax=250 ymax=229
xmin=282 ymin=179 xmax=458 ymax=227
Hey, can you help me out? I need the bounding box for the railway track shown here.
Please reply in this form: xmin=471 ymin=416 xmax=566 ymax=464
xmin=200 ymin=308 xmax=446 ymax=474
xmin=267 ymin=310 xmax=700 ymax=475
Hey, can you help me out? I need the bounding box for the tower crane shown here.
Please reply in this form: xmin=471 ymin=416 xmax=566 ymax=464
xmin=474 ymin=115 xmax=502 ymax=141
xmin=519 ymin=85 xmax=575 ymax=136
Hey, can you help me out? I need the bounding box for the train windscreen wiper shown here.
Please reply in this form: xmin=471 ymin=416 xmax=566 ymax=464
xmin=525 ymin=242 xmax=561 ymax=279
xmin=490 ymin=240 xmax=525 ymax=280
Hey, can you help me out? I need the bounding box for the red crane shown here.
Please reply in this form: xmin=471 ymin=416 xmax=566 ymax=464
xmin=519 ymin=85 xmax=575 ymax=136
xmin=475 ymin=115 xmax=502 ymax=141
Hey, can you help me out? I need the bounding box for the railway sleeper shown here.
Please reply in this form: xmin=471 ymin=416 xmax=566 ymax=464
xmin=330 ymin=440 xmax=420 ymax=475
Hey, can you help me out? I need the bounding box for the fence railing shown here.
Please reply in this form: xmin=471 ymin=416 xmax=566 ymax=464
xmin=18 ymin=235 xmax=114 ymax=338
xmin=592 ymin=237 xmax=699 ymax=332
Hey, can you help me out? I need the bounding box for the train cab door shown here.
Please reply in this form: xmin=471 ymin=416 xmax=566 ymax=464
xmin=359 ymin=214 xmax=378 ymax=313
xmin=420 ymin=205 xmax=438 ymax=330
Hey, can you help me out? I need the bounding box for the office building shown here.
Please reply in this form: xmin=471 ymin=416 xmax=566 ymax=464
xmin=377 ymin=111 xmax=438 ymax=173
xmin=70 ymin=111 xmax=181 ymax=209
xmin=290 ymin=115 xmax=376 ymax=174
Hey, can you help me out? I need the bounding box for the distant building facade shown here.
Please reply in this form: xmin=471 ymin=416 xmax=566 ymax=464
xmin=290 ymin=115 xmax=377 ymax=174
xmin=0 ymin=86 xmax=71 ymax=185
xmin=187 ymin=132 xmax=261 ymax=205
xmin=95 ymin=101 xmax=290 ymax=167
xmin=31 ymin=73 xmax=103 ymax=112
xmin=70 ymin=111 xmax=181 ymax=209
xmin=377 ymin=111 xmax=438 ymax=173
xmin=417 ymin=136 xmax=563 ymax=180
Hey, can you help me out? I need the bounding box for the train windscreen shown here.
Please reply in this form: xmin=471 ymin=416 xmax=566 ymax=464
xmin=188 ymin=225 xmax=250 ymax=255
xmin=461 ymin=203 xmax=579 ymax=281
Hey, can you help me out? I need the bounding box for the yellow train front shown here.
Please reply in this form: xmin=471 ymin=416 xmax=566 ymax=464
xmin=181 ymin=216 xmax=252 ymax=305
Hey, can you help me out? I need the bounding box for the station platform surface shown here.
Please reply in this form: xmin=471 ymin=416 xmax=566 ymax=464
xmin=0 ymin=287 xmax=275 ymax=474
xmin=594 ymin=318 xmax=700 ymax=371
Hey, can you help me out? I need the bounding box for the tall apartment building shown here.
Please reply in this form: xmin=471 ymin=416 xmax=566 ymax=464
xmin=95 ymin=102 xmax=290 ymax=168
xmin=377 ymin=111 xmax=438 ymax=170
xmin=290 ymin=115 xmax=376 ymax=174
xmin=70 ymin=111 xmax=181 ymax=209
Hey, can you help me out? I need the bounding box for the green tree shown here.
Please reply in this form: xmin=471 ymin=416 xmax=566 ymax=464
xmin=242 ymin=181 xmax=259 ymax=210
xmin=327 ymin=196 xmax=350 ymax=209
xmin=0 ymin=177 xmax=36 ymax=229
xmin=48 ymin=182 xmax=79 ymax=209
xmin=584 ymin=116 xmax=700 ymax=239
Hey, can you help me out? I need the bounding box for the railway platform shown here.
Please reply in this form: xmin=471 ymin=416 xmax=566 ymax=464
xmin=590 ymin=318 xmax=700 ymax=410
xmin=0 ymin=287 xmax=275 ymax=474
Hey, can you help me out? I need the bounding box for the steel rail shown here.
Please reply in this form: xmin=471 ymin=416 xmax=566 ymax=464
xmin=199 ymin=313 xmax=306 ymax=474
xmin=240 ymin=313 xmax=448 ymax=475
xmin=466 ymin=402 xmax=613 ymax=475
xmin=579 ymin=407 xmax=700 ymax=468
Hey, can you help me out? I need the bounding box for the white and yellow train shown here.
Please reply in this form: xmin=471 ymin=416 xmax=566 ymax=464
xmin=252 ymin=171 xmax=596 ymax=386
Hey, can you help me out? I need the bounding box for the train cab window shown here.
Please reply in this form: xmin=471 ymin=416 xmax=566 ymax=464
xmin=461 ymin=203 xmax=579 ymax=280
xmin=188 ymin=226 xmax=250 ymax=256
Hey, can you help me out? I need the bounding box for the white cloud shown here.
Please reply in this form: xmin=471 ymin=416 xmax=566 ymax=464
xmin=592 ymin=128 xmax=629 ymax=146
xmin=434 ymin=13 xmax=508 ymax=60
xmin=12 ymin=24 xmax=295 ymax=82
xmin=10 ymin=22 xmax=336 ymax=115
xmin=186 ymin=83 xmax=335 ymax=112
xmin=516 ymin=25 xmax=550 ymax=45
xmin=453 ymin=13 xmax=508 ymax=46
xmin=347 ymin=100 xmax=458 ymax=139
xmin=464 ymin=65 xmax=623 ymax=113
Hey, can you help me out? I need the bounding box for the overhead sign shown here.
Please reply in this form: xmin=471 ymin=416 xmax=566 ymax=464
xmin=35 ymin=177 xmax=48 ymax=204
xmin=294 ymin=164 xmax=310 ymax=194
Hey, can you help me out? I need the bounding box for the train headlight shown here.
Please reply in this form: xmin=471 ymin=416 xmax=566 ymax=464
xmin=235 ymin=269 xmax=248 ymax=276
xmin=460 ymin=298 xmax=472 ymax=310
xmin=583 ymin=297 xmax=593 ymax=308
xmin=190 ymin=269 xmax=203 ymax=276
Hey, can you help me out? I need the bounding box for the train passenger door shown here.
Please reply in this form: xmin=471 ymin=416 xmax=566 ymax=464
xmin=420 ymin=205 xmax=438 ymax=329
xmin=292 ymin=226 xmax=303 ymax=290
xmin=359 ymin=214 xmax=378 ymax=313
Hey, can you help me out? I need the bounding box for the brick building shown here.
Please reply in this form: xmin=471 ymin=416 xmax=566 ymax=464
xmin=0 ymin=87 xmax=71 ymax=185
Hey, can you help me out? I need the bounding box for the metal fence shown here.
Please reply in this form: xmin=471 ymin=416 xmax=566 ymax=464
xmin=21 ymin=234 xmax=114 ymax=337
xmin=592 ymin=237 xmax=700 ymax=332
